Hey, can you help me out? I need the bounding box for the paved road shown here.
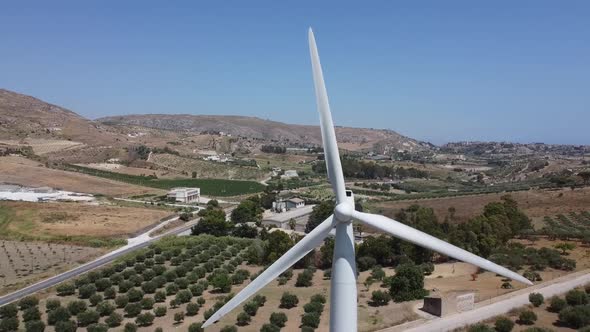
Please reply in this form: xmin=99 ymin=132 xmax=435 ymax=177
xmin=0 ymin=218 xmax=199 ymax=306
xmin=382 ymin=268 xmax=590 ymax=332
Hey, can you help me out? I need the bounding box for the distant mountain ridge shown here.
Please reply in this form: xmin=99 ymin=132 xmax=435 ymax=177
xmin=98 ymin=114 xmax=431 ymax=152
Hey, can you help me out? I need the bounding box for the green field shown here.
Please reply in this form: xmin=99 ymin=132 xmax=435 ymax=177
xmin=64 ymin=164 xmax=265 ymax=196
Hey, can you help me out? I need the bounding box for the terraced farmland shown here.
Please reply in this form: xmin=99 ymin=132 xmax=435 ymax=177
xmin=538 ymin=211 xmax=590 ymax=240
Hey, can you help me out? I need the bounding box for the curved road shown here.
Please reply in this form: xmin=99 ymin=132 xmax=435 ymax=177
xmin=0 ymin=218 xmax=200 ymax=307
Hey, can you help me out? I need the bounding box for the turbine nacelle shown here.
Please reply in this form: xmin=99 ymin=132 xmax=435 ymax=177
xmin=334 ymin=192 xmax=354 ymax=223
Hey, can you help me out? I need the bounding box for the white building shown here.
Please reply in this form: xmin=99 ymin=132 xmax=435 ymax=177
xmin=272 ymin=197 xmax=305 ymax=213
xmin=281 ymin=170 xmax=299 ymax=179
xmin=167 ymin=187 xmax=200 ymax=203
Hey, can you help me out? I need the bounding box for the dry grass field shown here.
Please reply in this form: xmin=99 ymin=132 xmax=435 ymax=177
xmin=370 ymin=187 xmax=590 ymax=225
xmin=0 ymin=139 xmax=85 ymax=155
xmin=0 ymin=240 xmax=104 ymax=295
xmin=0 ymin=201 xmax=172 ymax=241
xmin=0 ymin=156 xmax=161 ymax=196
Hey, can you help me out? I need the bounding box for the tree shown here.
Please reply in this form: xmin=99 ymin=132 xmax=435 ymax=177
xmin=295 ymin=270 xmax=314 ymax=287
xmin=243 ymin=301 xmax=259 ymax=316
xmin=124 ymin=322 xmax=138 ymax=332
xmin=186 ymin=302 xmax=199 ymax=316
xmin=554 ymin=242 xmax=576 ymax=255
xmin=154 ymin=305 xmax=167 ymax=317
xmin=548 ymin=296 xmax=566 ymax=312
xmin=389 ymin=264 xmax=428 ymax=302
xmin=232 ymin=224 xmax=258 ymax=238
xmin=236 ymin=311 xmax=251 ymax=326
xmin=54 ymin=320 xmax=76 ymax=332
xmin=467 ymin=324 xmax=494 ymax=332
xmin=301 ymin=312 xmax=320 ymax=328
xmin=303 ymin=301 xmax=323 ymax=314
xmin=260 ymin=323 xmax=281 ymax=332
xmin=188 ymin=323 xmax=204 ymax=332
xmin=174 ymin=311 xmax=184 ymax=324
xmin=45 ymin=299 xmax=61 ymax=312
xmin=0 ymin=304 xmax=17 ymax=319
xmin=78 ymin=284 xmax=97 ymax=299
xmin=494 ymin=317 xmax=514 ymax=332
xmin=279 ymin=292 xmax=299 ymax=309
xmin=18 ymin=296 xmax=39 ymax=310
xmin=135 ymin=312 xmax=155 ymax=327
xmin=306 ymin=200 xmax=335 ymax=233
xmin=47 ymin=306 xmax=71 ymax=325
xmin=212 ymin=273 xmax=232 ymax=293
xmin=191 ymin=209 xmax=229 ymax=236
xmin=264 ymin=230 xmax=294 ymax=263
xmin=77 ymin=309 xmax=100 ymax=327
xmin=558 ymin=305 xmax=590 ymax=328
xmin=0 ymin=317 xmax=18 ymax=332
xmin=115 ymin=295 xmax=129 ymax=308
xmin=518 ymin=310 xmax=537 ymax=325
xmin=67 ymin=300 xmax=87 ymax=315
xmin=127 ymin=288 xmax=144 ymax=302
xmin=24 ymin=320 xmax=45 ymax=332
xmin=220 ymin=326 xmax=237 ymax=332
xmin=231 ymin=200 xmax=263 ymax=224
xmin=578 ymin=171 xmax=590 ymax=185
xmin=566 ymin=289 xmax=588 ymax=306
xmin=270 ymin=312 xmax=288 ymax=327
xmin=124 ymin=303 xmax=142 ymax=317
xmin=370 ymin=290 xmax=392 ymax=306
xmin=528 ymin=293 xmax=544 ymax=307
xmin=175 ymin=289 xmax=193 ymax=303
xmin=22 ymin=307 xmax=41 ymax=322
xmin=56 ymin=283 xmax=76 ymax=296
xmin=87 ymin=323 xmax=109 ymax=332
xmin=89 ymin=293 xmax=103 ymax=306
xmin=96 ymin=301 xmax=116 ymax=316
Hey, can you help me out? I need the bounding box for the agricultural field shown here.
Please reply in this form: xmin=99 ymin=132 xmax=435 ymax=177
xmin=369 ymin=187 xmax=590 ymax=225
xmin=536 ymin=211 xmax=590 ymax=240
xmin=0 ymin=240 xmax=103 ymax=295
xmin=0 ymin=139 xmax=85 ymax=155
xmin=149 ymin=153 xmax=266 ymax=181
xmin=0 ymin=201 xmax=171 ymax=247
xmin=0 ymin=156 xmax=159 ymax=197
xmin=64 ymin=164 xmax=265 ymax=197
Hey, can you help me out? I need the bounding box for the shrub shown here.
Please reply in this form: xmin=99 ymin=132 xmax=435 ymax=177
xmin=186 ymin=302 xmax=200 ymax=316
xmin=86 ymin=323 xmax=109 ymax=332
xmin=260 ymin=323 xmax=280 ymax=332
xmin=96 ymin=301 xmax=116 ymax=316
xmin=558 ymin=304 xmax=590 ymax=328
xmin=154 ymin=290 xmax=166 ymax=303
xmin=301 ymin=312 xmax=320 ymax=328
xmin=188 ymin=322 xmax=204 ymax=332
xmin=220 ymin=326 xmax=237 ymax=332
xmin=124 ymin=303 xmax=142 ymax=317
xmin=135 ymin=312 xmax=155 ymax=327
xmin=95 ymin=278 xmax=112 ymax=292
xmin=467 ymin=324 xmax=494 ymax=332
xmin=253 ymin=294 xmax=267 ymax=306
xmin=105 ymin=312 xmax=123 ymax=327
xmin=124 ymin=322 xmax=138 ymax=332
xmin=141 ymin=297 xmax=155 ymax=310
xmin=236 ymin=311 xmax=251 ymax=326
xmin=518 ymin=310 xmax=537 ymax=325
xmin=494 ymin=316 xmax=515 ymax=332
xmin=79 ymin=284 xmax=97 ymax=299
xmin=566 ymin=289 xmax=588 ymax=306
xmin=0 ymin=317 xmax=19 ymax=332
xmin=67 ymin=300 xmax=87 ymax=315
xmin=77 ymin=309 xmax=100 ymax=327
xmin=174 ymin=311 xmax=185 ymax=323
xmin=47 ymin=306 xmax=71 ymax=325
xmin=189 ymin=284 xmax=204 ymax=297
xmin=528 ymin=293 xmax=544 ymax=307
xmin=142 ymin=281 xmax=157 ymax=294
xmin=357 ymin=256 xmax=377 ymax=271
xmin=22 ymin=307 xmax=41 ymax=322
xmin=310 ymin=294 xmax=326 ymax=304
xmin=166 ymin=283 xmax=179 ymax=295
xmin=371 ymin=290 xmax=392 ymax=306
xmin=18 ymin=296 xmax=39 ymax=310
xmin=115 ymin=295 xmax=129 ymax=308
xmin=24 ymin=320 xmax=45 ymax=332
xmin=269 ymin=311 xmax=288 ymax=327
xmin=89 ymin=293 xmax=103 ymax=306
xmin=548 ymin=296 xmax=567 ymax=312
xmin=280 ymin=292 xmax=299 ymax=309
xmin=153 ymin=305 xmax=167 ymax=317
xmin=45 ymin=299 xmax=61 ymax=312
xmin=197 ymin=297 xmax=206 ymax=306
xmin=54 ymin=320 xmax=77 ymax=332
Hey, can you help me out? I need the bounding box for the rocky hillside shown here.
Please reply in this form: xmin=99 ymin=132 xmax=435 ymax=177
xmin=0 ymin=89 xmax=121 ymax=144
xmin=99 ymin=114 xmax=430 ymax=153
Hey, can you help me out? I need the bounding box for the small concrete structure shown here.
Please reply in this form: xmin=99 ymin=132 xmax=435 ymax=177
xmin=422 ymin=291 xmax=475 ymax=317
xmin=281 ymin=170 xmax=299 ymax=179
xmin=286 ymin=197 xmax=305 ymax=210
xmin=167 ymin=187 xmax=200 ymax=203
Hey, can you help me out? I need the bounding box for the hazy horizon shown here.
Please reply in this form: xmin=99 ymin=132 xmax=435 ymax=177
xmin=1 ymin=1 xmax=588 ymax=145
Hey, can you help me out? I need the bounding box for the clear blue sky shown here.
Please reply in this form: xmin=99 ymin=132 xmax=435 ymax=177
xmin=1 ymin=1 xmax=588 ymax=145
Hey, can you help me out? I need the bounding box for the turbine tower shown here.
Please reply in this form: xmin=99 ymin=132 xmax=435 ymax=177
xmin=203 ymin=28 xmax=532 ymax=331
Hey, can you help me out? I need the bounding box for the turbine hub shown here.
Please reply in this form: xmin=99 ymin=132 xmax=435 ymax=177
xmin=334 ymin=203 xmax=353 ymax=222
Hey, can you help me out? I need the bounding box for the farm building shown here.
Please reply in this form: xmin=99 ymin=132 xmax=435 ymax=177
xmin=272 ymin=197 xmax=305 ymax=213
xmin=167 ymin=187 xmax=200 ymax=203
xmin=422 ymin=291 xmax=475 ymax=317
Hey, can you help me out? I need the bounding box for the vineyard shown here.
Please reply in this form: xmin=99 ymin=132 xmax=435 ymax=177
xmin=62 ymin=164 xmax=265 ymax=197
xmin=538 ymin=211 xmax=590 ymax=240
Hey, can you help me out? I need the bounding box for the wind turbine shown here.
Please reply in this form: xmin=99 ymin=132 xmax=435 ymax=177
xmin=203 ymin=28 xmax=532 ymax=331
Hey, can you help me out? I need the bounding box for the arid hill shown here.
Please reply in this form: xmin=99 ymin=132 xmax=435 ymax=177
xmin=0 ymin=89 xmax=122 ymax=144
xmin=98 ymin=114 xmax=430 ymax=152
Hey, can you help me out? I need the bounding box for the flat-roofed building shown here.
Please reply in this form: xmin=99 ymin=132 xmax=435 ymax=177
xmin=167 ymin=187 xmax=200 ymax=203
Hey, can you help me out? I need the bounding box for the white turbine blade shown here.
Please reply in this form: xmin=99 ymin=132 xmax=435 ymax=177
xmin=203 ymin=215 xmax=336 ymax=327
xmin=309 ymin=28 xmax=347 ymax=204
xmin=352 ymin=211 xmax=533 ymax=285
